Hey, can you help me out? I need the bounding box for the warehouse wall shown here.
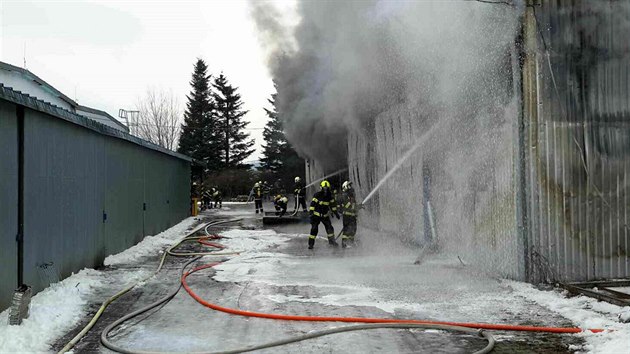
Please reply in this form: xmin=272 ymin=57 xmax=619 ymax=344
xmin=347 ymin=6 xmax=524 ymax=279
xmin=0 ymin=101 xmax=18 ymax=312
xmin=523 ymin=1 xmax=630 ymax=282
xmin=347 ymin=1 xmax=630 ymax=283
xmin=0 ymin=101 xmax=190 ymax=311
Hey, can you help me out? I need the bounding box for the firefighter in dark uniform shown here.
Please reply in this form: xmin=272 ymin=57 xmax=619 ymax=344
xmin=308 ymin=180 xmax=339 ymax=249
xmin=253 ymin=182 xmax=264 ymax=214
xmin=202 ymin=188 xmax=212 ymax=210
xmin=273 ymin=194 xmax=289 ymax=217
xmin=340 ymin=181 xmax=359 ymax=248
xmin=293 ymin=176 xmax=307 ymax=212
xmin=212 ymin=187 xmax=222 ymax=209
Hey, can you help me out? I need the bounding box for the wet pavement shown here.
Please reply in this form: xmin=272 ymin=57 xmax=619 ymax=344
xmin=53 ymin=202 xmax=583 ymax=353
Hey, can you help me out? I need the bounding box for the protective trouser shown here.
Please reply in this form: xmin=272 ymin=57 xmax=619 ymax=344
xmin=341 ymin=216 xmax=357 ymax=248
xmin=275 ymin=204 xmax=287 ymax=217
xmin=309 ymin=215 xmax=337 ymax=249
xmin=255 ymin=199 xmax=263 ymax=214
xmin=297 ymin=196 xmax=307 ymax=212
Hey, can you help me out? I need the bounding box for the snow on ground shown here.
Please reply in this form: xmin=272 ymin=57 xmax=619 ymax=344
xmin=213 ymin=226 xmax=630 ymax=353
xmin=508 ymin=281 xmax=630 ymax=353
xmin=0 ymin=269 xmax=102 ymax=352
xmin=0 ymin=216 xmax=200 ymax=353
xmin=105 ymin=217 xmax=199 ymax=266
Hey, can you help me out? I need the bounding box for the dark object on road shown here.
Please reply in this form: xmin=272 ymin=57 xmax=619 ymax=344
xmin=262 ymin=211 xmax=310 ymax=225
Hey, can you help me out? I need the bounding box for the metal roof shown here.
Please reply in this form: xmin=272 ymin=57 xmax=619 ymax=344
xmin=77 ymin=104 xmax=128 ymax=131
xmin=0 ymin=84 xmax=192 ymax=162
xmin=0 ymin=61 xmax=127 ymax=130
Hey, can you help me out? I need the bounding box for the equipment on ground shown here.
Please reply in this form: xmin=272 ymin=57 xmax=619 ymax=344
xmin=8 ymin=285 xmax=31 ymax=325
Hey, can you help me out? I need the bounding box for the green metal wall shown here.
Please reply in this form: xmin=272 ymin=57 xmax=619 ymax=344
xmin=0 ymin=101 xmax=18 ymax=312
xmin=0 ymin=100 xmax=190 ymax=311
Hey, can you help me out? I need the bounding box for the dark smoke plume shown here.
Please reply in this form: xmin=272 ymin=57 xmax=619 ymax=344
xmin=250 ymin=0 xmax=521 ymax=171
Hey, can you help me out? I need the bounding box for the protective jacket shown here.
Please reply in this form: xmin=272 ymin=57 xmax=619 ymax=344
xmin=274 ymin=195 xmax=288 ymax=208
xmin=309 ymin=190 xmax=338 ymax=218
xmin=294 ymin=181 xmax=306 ymax=197
xmin=253 ymin=185 xmax=263 ymax=200
xmin=341 ymin=198 xmax=357 ymax=218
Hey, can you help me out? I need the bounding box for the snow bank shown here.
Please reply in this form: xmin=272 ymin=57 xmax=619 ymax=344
xmin=0 ymin=269 xmax=102 ymax=352
xmin=0 ymin=217 xmax=201 ymax=352
xmin=508 ymin=281 xmax=630 ymax=353
xmin=104 ymin=217 xmax=198 ymax=266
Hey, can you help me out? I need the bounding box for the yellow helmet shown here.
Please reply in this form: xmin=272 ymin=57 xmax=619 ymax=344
xmin=320 ymin=180 xmax=331 ymax=188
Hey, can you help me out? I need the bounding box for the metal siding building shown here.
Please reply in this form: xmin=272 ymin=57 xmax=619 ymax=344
xmin=523 ymin=0 xmax=630 ymax=282
xmin=0 ymin=86 xmax=191 ymax=311
xmin=344 ymin=1 xmax=629 ymax=282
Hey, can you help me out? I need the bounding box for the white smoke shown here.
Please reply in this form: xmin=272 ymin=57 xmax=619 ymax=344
xmin=250 ymin=0 xmax=522 ymax=171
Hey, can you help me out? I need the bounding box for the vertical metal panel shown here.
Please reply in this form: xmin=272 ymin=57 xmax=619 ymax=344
xmin=0 ymin=101 xmax=18 ymax=310
xmin=526 ymin=0 xmax=630 ymax=282
xmin=347 ymin=3 xmax=522 ymax=279
xmin=0 ymin=106 xmax=191 ymax=303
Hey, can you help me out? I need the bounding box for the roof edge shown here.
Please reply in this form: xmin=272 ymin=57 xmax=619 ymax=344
xmin=0 ymin=84 xmax=192 ymax=163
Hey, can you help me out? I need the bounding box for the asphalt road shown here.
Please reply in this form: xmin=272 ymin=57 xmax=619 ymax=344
xmin=53 ymin=202 xmax=583 ymax=353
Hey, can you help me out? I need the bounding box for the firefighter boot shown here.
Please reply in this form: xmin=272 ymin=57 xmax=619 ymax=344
xmin=328 ymin=236 xmax=338 ymax=247
xmin=308 ymin=238 xmax=315 ymax=250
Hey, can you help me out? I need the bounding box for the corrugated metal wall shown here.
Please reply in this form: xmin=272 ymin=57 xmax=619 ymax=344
xmin=345 ymin=0 xmax=629 ymax=283
xmin=524 ymin=0 xmax=630 ymax=282
xmin=346 ymin=2 xmax=523 ymax=278
xmin=0 ymin=99 xmax=190 ymax=311
xmin=0 ymin=101 xmax=18 ymax=312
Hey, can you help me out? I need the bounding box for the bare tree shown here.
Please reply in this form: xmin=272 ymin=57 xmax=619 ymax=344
xmin=134 ymin=88 xmax=182 ymax=150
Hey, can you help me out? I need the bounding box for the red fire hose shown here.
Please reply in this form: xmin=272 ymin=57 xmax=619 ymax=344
xmin=181 ymin=262 xmax=604 ymax=334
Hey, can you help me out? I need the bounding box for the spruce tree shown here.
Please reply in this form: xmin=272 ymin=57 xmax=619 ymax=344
xmin=260 ymin=93 xmax=284 ymax=173
xmin=260 ymin=92 xmax=303 ymax=186
xmin=178 ymin=59 xmax=219 ymax=169
xmin=212 ymin=73 xmax=254 ymax=168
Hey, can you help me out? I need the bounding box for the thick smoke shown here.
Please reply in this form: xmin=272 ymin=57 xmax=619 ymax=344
xmin=250 ymin=1 xmax=521 ymax=171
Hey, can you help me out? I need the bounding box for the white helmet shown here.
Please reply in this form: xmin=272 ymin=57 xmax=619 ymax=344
xmin=342 ymin=181 xmax=352 ymax=192
xmin=254 ymin=182 xmax=260 ymax=188
xmin=295 ymin=176 xmax=301 ymax=183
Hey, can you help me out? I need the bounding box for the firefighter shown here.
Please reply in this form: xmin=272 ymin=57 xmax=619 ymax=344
xmin=212 ymin=187 xmax=222 ymax=209
xmin=202 ymin=188 xmax=212 ymax=210
xmin=308 ymin=180 xmax=339 ymax=249
xmin=253 ymin=182 xmax=264 ymax=214
xmin=293 ymin=176 xmax=307 ymax=212
xmin=340 ymin=181 xmax=359 ymax=248
xmin=273 ymin=194 xmax=289 ymax=217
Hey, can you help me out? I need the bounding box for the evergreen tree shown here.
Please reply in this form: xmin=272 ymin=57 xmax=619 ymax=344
xmin=260 ymin=93 xmax=284 ymax=173
xmin=178 ymin=59 xmax=220 ymax=170
xmin=260 ymin=92 xmax=303 ymax=186
xmin=212 ymin=73 xmax=254 ymax=168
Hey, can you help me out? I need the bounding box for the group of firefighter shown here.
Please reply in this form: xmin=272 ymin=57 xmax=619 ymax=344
xmin=201 ymin=186 xmax=222 ymax=209
xmin=252 ymin=177 xmax=361 ymax=249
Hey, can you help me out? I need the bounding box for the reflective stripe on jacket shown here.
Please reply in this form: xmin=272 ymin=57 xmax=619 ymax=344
xmin=309 ymin=190 xmax=337 ymax=217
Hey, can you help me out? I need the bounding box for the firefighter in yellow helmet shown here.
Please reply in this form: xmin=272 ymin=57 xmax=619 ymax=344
xmin=308 ymin=180 xmax=339 ymax=249
xmin=253 ymin=182 xmax=264 ymax=214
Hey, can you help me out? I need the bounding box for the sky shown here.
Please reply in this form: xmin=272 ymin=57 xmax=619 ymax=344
xmin=0 ymin=0 xmax=294 ymax=162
